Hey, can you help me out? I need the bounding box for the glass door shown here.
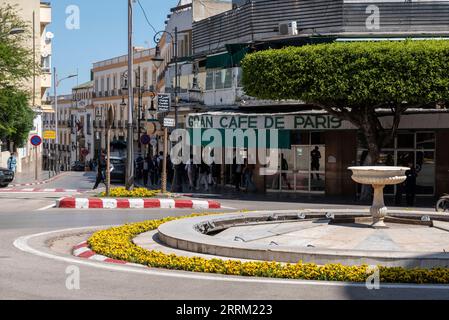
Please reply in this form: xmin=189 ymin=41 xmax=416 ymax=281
xmin=293 ymin=145 xmax=326 ymax=193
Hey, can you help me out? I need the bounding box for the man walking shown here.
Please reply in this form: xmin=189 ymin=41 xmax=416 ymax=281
xmin=92 ymin=154 xmax=106 ymax=190
xmin=7 ymin=153 xmax=17 ymax=173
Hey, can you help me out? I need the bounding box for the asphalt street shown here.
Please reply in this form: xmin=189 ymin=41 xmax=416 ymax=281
xmin=0 ymin=172 xmax=447 ymax=300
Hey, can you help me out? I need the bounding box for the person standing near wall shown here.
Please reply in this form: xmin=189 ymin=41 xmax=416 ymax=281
xmin=7 ymin=152 xmax=17 ymax=173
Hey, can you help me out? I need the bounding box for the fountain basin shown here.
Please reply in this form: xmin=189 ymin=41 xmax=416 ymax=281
xmin=348 ymin=166 xmax=409 ymax=186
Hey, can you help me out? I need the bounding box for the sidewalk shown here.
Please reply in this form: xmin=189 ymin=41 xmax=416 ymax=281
xmin=135 ymin=179 xmax=436 ymax=210
xmin=12 ymin=170 xmax=55 ymax=185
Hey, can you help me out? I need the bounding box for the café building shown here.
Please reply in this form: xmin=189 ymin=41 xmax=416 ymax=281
xmin=186 ymin=110 xmax=449 ymax=198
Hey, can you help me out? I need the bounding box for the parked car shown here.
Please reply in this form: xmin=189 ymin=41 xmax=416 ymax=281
xmin=109 ymin=156 xmax=126 ymax=183
xmin=71 ymin=161 xmax=85 ymax=172
xmin=0 ymin=167 xmax=14 ymax=188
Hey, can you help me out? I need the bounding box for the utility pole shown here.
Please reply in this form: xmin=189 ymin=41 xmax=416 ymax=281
xmin=174 ymin=27 xmax=178 ymax=129
xmin=125 ymin=0 xmax=135 ymax=190
xmin=53 ymin=67 xmax=59 ymax=175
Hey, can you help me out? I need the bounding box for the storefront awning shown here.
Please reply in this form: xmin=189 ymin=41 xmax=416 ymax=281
xmin=205 ymin=44 xmax=250 ymax=69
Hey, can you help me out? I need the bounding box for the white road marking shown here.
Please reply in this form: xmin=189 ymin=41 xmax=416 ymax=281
xmin=12 ymin=227 xmax=449 ymax=290
xmin=221 ymin=206 xmax=237 ymax=210
xmin=36 ymin=204 xmax=56 ymax=211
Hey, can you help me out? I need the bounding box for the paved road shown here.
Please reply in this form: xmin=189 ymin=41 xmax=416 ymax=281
xmin=1 ymin=172 xmax=447 ymax=300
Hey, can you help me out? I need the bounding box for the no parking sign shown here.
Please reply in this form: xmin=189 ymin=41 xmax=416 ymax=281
xmin=30 ymin=135 xmax=42 ymax=147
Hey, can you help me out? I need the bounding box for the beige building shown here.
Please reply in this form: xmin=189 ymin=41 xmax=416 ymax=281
xmin=0 ymin=0 xmax=52 ymax=173
xmin=42 ymin=94 xmax=71 ymax=171
xmin=92 ymin=48 xmax=158 ymax=159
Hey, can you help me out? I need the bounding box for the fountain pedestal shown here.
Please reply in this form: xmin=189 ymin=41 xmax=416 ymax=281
xmin=348 ymin=166 xmax=409 ymax=229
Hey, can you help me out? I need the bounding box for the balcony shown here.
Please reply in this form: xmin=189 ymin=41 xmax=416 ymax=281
xmin=40 ymin=4 xmax=52 ymax=26
xmin=41 ymin=72 xmax=52 ymax=89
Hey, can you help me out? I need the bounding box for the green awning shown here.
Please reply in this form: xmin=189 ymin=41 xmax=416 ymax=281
xmin=205 ymin=45 xmax=250 ymax=69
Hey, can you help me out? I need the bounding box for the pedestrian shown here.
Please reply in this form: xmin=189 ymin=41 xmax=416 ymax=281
xmin=198 ymin=162 xmax=210 ymax=191
xmin=310 ymin=146 xmax=322 ymax=180
xmin=234 ymin=163 xmax=243 ymax=191
xmin=405 ymin=163 xmax=418 ymax=207
xmin=7 ymin=152 xmax=17 ymax=173
xmin=243 ymin=162 xmax=256 ymax=192
xmin=92 ymin=154 xmax=106 ymax=190
xmin=280 ymin=154 xmax=292 ymax=190
xmin=185 ymin=155 xmax=196 ymax=190
xmin=142 ymin=156 xmax=149 ymax=187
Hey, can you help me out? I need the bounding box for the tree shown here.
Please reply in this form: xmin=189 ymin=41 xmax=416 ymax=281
xmin=241 ymin=40 xmax=449 ymax=164
xmin=0 ymin=4 xmax=37 ymax=149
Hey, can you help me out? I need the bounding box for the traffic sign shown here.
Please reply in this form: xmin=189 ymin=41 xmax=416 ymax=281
xmin=157 ymin=94 xmax=171 ymax=112
xmin=140 ymin=134 xmax=151 ymax=145
xmin=150 ymin=137 xmax=158 ymax=147
xmin=163 ymin=117 xmax=176 ymax=128
xmin=81 ymin=149 xmax=89 ymax=157
xmin=43 ymin=130 xmax=56 ymax=140
xmin=30 ymin=135 xmax=42 ymax=147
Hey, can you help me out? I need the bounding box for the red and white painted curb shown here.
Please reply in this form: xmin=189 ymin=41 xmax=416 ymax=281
xmin=0 ymin=188 xmax=84 ymax=193
xmin=73 ymin=241 xmax=144 ymax=267
xmin=57 ymin=197 xmax=221 ymax=209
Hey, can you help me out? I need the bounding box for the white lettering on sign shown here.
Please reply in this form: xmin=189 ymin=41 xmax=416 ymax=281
xmin=186 ymin=114 xmax=352 ymax=130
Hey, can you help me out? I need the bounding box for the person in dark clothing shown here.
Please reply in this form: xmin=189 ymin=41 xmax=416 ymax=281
xmin=311 ymin=146 xmax=322 ymax=180
xmin=93 ymin=154 xmax=107 ymax=190
xmin=405 ymin=164 xmax=418 ymax=206
xmin=281 ymin=154 xmax=292 ymax=190
xmin=142 ymin=156 xmax=150 ymax=186
xmin=234 ymin=163 xmax=243 ymax=191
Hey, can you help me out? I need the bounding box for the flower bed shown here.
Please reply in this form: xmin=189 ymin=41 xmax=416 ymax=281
xmin=88 ymin=214 xmax=449 ymax=284
xmin=99 ymin=187 xmax=161 ymax=198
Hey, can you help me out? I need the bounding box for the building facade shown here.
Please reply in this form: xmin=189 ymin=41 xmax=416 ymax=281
xmin=0 ymin=0 xmax=52 ymax=172
xmin=71 ymin=81 xmax=95 ymax=165
xmin=91 ymin=48 xmax=158 ymax=160
xmin=42 ymin=94 xmax=72 ymax=171
xmin=153 ymin=0 xmax=449 ymax=198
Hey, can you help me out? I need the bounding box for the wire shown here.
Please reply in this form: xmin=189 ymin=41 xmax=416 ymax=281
xmin=136 ymin=0 xmax=158 ymax=34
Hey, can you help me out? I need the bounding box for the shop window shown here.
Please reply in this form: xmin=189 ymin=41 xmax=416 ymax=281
xmin=397 ymin=133 xmax=414 ymax=149
xmin=416 ymin=132 xmax=435 ymax=149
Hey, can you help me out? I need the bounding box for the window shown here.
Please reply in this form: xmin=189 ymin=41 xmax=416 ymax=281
xmin=357 ymin=131 xmax=436 ymax=195
xmin=86 ymin=114 xmax=91 ymax=135
xmin=41 ymin=55 xmax=51 ymax=72
xmin=205 ymin=71 xmax=214 ymax=91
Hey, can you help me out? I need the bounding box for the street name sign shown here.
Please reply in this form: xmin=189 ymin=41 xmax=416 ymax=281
xmin=163 ymin=117 xmax=175 ymax=128
xmin=157 ymin=94 xmax=171 ymax=112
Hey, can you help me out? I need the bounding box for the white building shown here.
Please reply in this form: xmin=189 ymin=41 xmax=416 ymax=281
xmin=71 ymin=81 xmax=95 ymax=165
xmin=0 ymin=1 xmax=52 ymax=172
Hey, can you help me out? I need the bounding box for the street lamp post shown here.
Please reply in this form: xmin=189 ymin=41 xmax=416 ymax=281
xmin=152 ymin=27 xmax=182 ymax=193
xmin=125 ymin=0 xmax=135 ymax=191
xmin=53 ymin=68 xmax=77 ymax=174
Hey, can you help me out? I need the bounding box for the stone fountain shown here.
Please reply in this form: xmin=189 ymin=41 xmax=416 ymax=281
xmin=348 ymin=166 xmax=409 ymax=228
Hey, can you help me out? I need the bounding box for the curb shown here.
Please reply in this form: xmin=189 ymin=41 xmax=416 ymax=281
xmin=56 ymin=197 xmax=221 ymax=209
xmin=72 ymin=241 xmax=145 ymax=267
xmin=1 ymin=188 xmax=84 ymax=193
xmin=9 ymin=172 xmax=68 ymax=187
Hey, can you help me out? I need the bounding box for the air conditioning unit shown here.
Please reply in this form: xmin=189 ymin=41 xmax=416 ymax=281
xmin=279 ymin=21 xmax=298 ymax=36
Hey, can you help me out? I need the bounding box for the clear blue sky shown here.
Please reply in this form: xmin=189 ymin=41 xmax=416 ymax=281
xmin=51 ymin=0 xmax=179 ymax=95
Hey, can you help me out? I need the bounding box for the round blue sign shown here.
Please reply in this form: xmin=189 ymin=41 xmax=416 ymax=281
xmin=30 ymin=135 xmax=42 ymax=146
xmin=140 ymin=134 xmax=151 ymax=145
